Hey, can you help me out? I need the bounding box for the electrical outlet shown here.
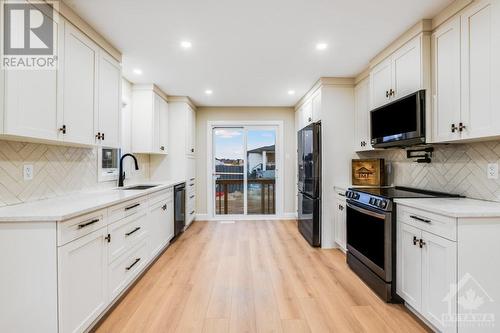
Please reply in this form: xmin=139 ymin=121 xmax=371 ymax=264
xmin=487 ymin=163 xmax=498 ymax=180
xmin=23 ymin=164 xmax=34 ymax=181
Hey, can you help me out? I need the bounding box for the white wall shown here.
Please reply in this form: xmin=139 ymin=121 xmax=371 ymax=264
xmin=195 ymin=107 xmax=296 ymax=217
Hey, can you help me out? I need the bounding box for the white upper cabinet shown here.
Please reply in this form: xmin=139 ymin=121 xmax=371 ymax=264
xmin=370 ymin=57 xmax=393 ymax=109
xmin=431 ymin=16 xmax=462 ymax=142
xmin=131 ymin=86 xmax=168 ymax=154
xmin=61 ymin=21 xmax=99 ymax=146
xmin=460 ymin=0 xmax=500 ymax=140
xmin=370 ymin=34 xmax=429 ymax=109
xmin=2 ymin=10 xmax=60 ymax=140
xmin=354 ymin=77 xmax=372 ymax=151
xmin=431 ymin=0 xmax=500 ymax=143
xmin=301 ymin=100 xmax=313 ymax=128
xmin=0 ymin=16 xmax=121 ymax=149
xmin=159 ymin=97 xmax=169 ymax=154
xmin=311 ymin=90 xmax=322 ymax=123
xmin=392 ymin=36 xmax=423 ymax=99
xmin=186 ymin=105 xmax=196 ymax=156
xmin=97 ymin=51 xmax=121 ymax=148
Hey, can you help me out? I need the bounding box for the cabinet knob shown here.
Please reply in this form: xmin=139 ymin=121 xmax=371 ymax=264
xmin=389 ymin=89 xmax=395 ymax=96
xmin=308 ymin=117 xmax=312 ymax=122
xmin=191 ymin=148 xmax=194 ymax=153
xmin=451 ymin=123 xmax=457 ymax=133
xmin=102 ymin=132 xmax=105 ymax=140
xmin=160 ymin=146 xmax=165 ymax=151
xmin=459 ymin=122 xmax=466 ymax=132
xmin=162 ymin=204 xmax=167 ymax=211
xmin=59 ymin=125 xmax=67 ymax=134
xmin=386 ymin=90 xmax=389 ymax=98
xmin=95 ymin=132 xmax=101 ymax=140
xmin=413 ymin=236 xmax=419 ymax=246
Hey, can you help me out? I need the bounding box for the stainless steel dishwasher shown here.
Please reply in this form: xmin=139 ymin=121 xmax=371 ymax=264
xmin=174 ymin=183 xmax=186 ymax=238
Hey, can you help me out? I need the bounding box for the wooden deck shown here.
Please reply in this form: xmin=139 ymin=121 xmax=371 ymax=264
xmin=95 ymin=220 xmax=429 ymax=333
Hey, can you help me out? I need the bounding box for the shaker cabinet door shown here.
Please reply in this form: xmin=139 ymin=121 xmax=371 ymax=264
xmin=398 ymin=222 xmax=422 ymax=311
xmin=432 ymin=16 xmax=461 ymax=143
xmin=62 ymin=22 xmax=98 ymax=145
xmin=58 ymin=228 xmax=108 ymax=333
xmin=98 ymin=51 xmax=121 ymax=148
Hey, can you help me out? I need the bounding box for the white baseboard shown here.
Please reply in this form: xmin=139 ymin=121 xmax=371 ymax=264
xmin=195 ymin=212 xmax=297 ymax=221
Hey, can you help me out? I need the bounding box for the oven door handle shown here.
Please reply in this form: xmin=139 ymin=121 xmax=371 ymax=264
xmin=346 ymin=202 xmax=387 ymax=220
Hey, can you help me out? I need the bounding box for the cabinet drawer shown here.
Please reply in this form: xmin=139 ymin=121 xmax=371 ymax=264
xmin=187 ymin=180 xmax=195 ymax=193
xmin=108 ymin=196 xmax=148 ymax=224
xmin=58 ymin=209 xmax=107 ymax=246
xmin=108 ymin=210 xmax=148 ymax=263
xmin=149 ymin=188 xmax=173 ymax=207
xmin=108 ymin=239 xmax=149 ymax=301
xmin=397 ymin=205 xmax=457 ymax=241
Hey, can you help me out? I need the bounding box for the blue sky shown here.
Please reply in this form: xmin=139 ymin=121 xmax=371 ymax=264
xmin=214 ymin=128 xmax=275 ymax=160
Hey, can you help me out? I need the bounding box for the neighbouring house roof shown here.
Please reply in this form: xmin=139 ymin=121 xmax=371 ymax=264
xmin=248 ymin=145 xmax=275 ymax=154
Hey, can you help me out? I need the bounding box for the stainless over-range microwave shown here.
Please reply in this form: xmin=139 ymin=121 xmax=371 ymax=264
xmin=370 ymin=90 xmax=426 ymax=148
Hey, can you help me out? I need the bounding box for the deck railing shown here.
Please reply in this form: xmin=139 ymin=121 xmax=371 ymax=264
xmin=215 ymin=178 xmax=275 ymax=215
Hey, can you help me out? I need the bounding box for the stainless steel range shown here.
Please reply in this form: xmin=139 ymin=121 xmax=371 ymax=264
xmin=345 ymin=186 xmax=461 ymax=302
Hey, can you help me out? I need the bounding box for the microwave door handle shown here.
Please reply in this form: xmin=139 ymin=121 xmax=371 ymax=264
xmin=346 ymin=202 xmax=387 ymax=220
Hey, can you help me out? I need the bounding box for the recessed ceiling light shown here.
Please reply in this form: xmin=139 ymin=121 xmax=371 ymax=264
xmin=132 ymin=68 xmax=143 ymax=75
xmin=288 ymin=90 xmax=296 ymax=95
xmin=205 ymin=89 xmax=213 ymax=95
xmin=316 ymin=43 xmax=328 ymax=50
xmin=180 ymin=41 xmax=192 ymax=49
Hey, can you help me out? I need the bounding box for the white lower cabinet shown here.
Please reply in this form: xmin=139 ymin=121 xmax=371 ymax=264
xmin=397 ymin=206 xmax=457 ymax=333
xmin=398 ymin=222 xmax=423 ymax=310
xmin=421 ymin=231 xmax=457 ymax=333
xmin=149 ymin=197 xmax=174 ymax=258
xmin=55 ymin=188 xmax=175 ymax=333
xmin=58 ymin=227 xmax=109 ymax=333
xmin=334 ymin=195 xmax=347 ymax=251
xmin=109 ymin=239 xmax=149 ymax=300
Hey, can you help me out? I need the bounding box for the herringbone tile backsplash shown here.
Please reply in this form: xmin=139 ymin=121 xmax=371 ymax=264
xmin=357 ymin=140 xmax=500 ymax=202
xmin=0 ymin=140 xmax=150 ymax=207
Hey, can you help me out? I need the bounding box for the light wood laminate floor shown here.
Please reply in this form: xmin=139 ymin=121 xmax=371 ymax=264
xmin=95 ymin=220 xmax=429 ymax=333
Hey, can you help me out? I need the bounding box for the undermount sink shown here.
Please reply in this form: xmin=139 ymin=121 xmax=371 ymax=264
xmin=120 ymin=185 xmax=159 ymax=190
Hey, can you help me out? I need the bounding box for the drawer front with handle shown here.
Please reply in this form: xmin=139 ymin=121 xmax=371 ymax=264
xmin=149 ymin=188 xmax=173 ymax=207
xmin=58 ymin=209 xmax=107 ymax=246
xmin=108 ymin=239 xmax=149 ymax=300
xmin=397 ymin=205 xmax=457 ymax=241
xmin=108 ymin=210 xmax=148 ymax=263
xmin=108 ymin=196 xmax=148 ymax=224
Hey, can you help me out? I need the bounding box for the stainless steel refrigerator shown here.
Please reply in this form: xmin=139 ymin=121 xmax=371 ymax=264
xmin=297 ymin=122 xmax=321 ymax=247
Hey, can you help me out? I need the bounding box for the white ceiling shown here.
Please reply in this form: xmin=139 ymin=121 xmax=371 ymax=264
xmin=65 ymin=0 xmax=454 ymax=107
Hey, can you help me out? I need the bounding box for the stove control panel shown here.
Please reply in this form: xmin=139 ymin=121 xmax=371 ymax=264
xmin=346 ymin=190 xmax=392 ymax=212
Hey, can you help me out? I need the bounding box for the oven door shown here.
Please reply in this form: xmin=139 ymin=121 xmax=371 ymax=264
xmin=346 ymin=201 xmax=392 ymax=282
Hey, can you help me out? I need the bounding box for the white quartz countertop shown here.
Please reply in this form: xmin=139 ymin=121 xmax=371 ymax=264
xmin=0 ymin=180 xmax=185 ymax=222
xmin=394 ymin=197 xmax=500 ymax=218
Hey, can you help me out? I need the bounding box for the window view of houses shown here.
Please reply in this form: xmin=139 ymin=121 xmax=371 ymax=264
xmin=213 ymin=128 xmax=276 ymax=215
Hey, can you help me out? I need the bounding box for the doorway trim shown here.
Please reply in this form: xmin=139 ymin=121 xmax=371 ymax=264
xmin=206 ymin=120 xmax=284 ymax=220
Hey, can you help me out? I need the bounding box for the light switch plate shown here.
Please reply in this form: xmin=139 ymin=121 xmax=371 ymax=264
xmin=23 ymin=164 xmax=34 ymax=181
xmin=487 ymin=163 xmax=498 ymax=179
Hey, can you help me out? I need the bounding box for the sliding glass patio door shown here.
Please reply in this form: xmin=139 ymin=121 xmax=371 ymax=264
xmin=212 ymin=126 xmax=277 ymax=216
